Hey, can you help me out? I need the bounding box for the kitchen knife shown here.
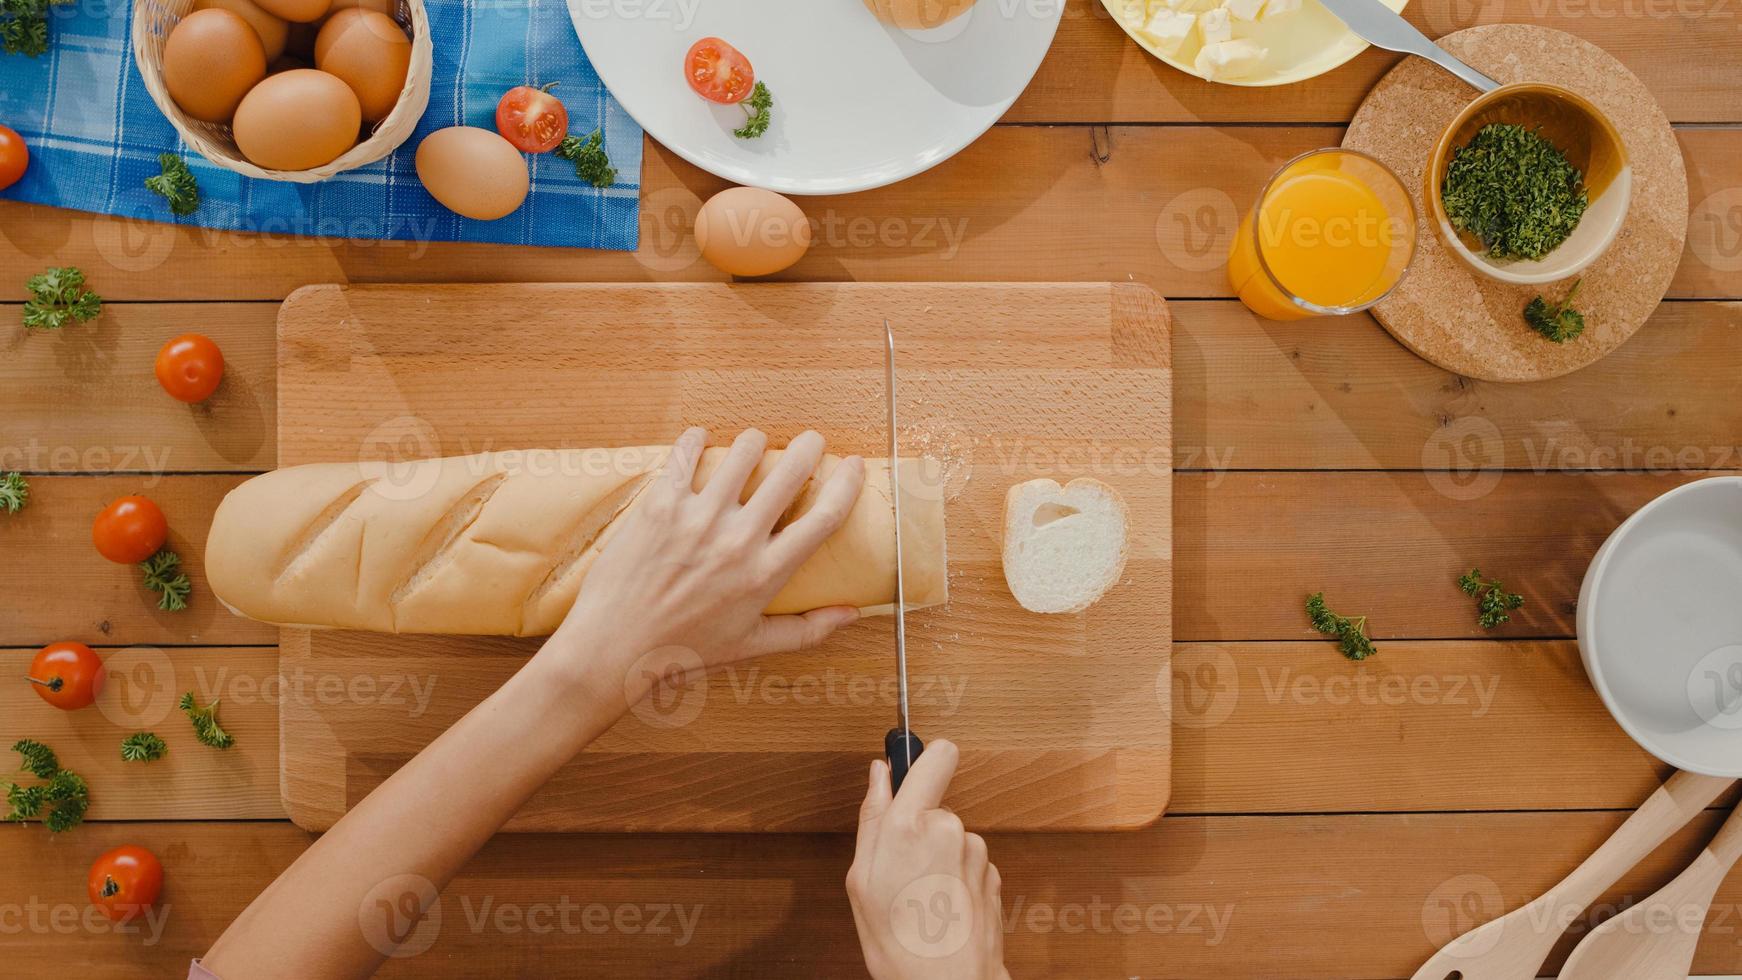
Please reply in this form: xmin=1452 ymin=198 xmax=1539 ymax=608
xmin=1315 ymin=0 xmax=1500 ymax=93
xmin=883 ymin=318 xmax=924 ymax=794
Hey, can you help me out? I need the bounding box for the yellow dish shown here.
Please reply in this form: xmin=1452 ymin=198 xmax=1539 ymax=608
xmin=1101 ymin=0 xmax=1410 ymax=87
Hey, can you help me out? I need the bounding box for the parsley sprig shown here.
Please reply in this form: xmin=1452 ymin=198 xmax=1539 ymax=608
xmin=556 ymin=129 xmax=616 ymax=189
xmin=23 ymin=266 xmax=102 ymax=332
xmin=180 ymin=692 xmax=234 ymax=749
xmin=733 ymin=81 xmax=773 ymax=140
xmin=1307 ymin=592 xmax=1378 ymax=661
xmin=120 ymin=732 xmax=168 ymax=763
xmin=141 ymin=550 xmax=192 ymax=612
xmin=1458 ymin=569 xmax=1524 ymax=630
xmin=1525 ymin=279 xmax=1586 ymax=344
xmin=0 ymin=472 xmax=27 ymax=514
xmin=1 ymin=0 xmax=69 ymax=57
xmin=145 ymin=153 xmax=201 ymax=216
xmin=4 ymin=739 xmax=88 ymax=833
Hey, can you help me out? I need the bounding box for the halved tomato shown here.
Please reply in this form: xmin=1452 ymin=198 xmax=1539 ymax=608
xmin=684 ymin=37 xmax=755 ymax=105
xmin=496 ymin=83 xmax=569 ymax=154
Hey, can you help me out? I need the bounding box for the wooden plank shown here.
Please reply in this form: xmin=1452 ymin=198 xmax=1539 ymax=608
xmin=0 ymin=304 xmax=278 ymax=473
xmin=0 ymin=475 xmax=275 ymax=647
xmin=1169 ymin=640 xmax=1708 ymax=813
xmin=274 ymin=282 xmax=1173 ymax=832
xmin=1 ymin=469 xmax=1709 ymax=647
xmin=0 ymin=648 xmax=283 ymax=820
xmin=3 ymin=128 xmax=1737 ymax=302
xmin=1011 ymin=0 xmax=1742 ymax=125
xmin=10 ymin=809 xmax=1742 ymax=978
xmin=1176 ymin=300 xmax=1742 ymax=472
xmin=0 ymin=638 xmax=1704 ymax=822
xmin=1177 ymin=469 xmax=1714 ymax=642
xmin=6 ymin=301 xmax=1742 ymax=476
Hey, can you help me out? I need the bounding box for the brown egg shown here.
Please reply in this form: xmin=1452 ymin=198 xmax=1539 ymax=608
xmin=161 ymin=9 xmax=267 ymax=124
xmin=191 ymin=0 xmax=288 ymax=61
xmin=252 ymin=0 xmax=330 ymax=23
xmin=233 ymin=69 xmax=361 ymax=171
xmin=314 ymin=9 xmax=410 ymax=122
xmin=862 ymin=0 xmax=976 ymax=30
xmin=415 ymin=127 xmax=529 ymax=221
xmin=694 ymin=187 xmax=813 ymax=277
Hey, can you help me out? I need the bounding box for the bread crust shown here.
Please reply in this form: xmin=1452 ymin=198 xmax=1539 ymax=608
xmin=206 ymin=448 xmax=947 ymax=636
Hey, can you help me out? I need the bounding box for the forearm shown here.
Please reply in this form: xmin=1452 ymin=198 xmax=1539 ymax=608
xmin=203 ymin=636 xmax=627 ymax=979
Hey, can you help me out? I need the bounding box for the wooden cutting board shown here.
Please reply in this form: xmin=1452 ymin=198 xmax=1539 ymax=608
xmin=275 ymin=282 xmax=1172 ymax=833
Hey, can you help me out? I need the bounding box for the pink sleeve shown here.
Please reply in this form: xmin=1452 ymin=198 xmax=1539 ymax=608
xmin=189 ymin=960 xmax=221 ymax=980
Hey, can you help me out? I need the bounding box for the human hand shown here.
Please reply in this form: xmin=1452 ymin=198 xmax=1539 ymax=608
xmin=549 ymin=426 xmax=866 ymax=701
xmin=848 ymin=741 xmax=1009 ymax=980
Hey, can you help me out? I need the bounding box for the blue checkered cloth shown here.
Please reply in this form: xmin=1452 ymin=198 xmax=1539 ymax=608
xmin=0 ymin=0 xmax=641 ymax=249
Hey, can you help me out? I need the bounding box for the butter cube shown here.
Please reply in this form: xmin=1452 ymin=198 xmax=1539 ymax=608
xmin=1225 ymin=0 xmax=1266 ymax=20
xmin=1139 ymin=7 xmax=1197 ymax=53
xmin=1261 ymin=0 xmax=1302 ymax=18
xmin=1164 ymin=0 xmax=1220 ymax=14
xmin=1197 ymin=7 xmax=1233 ymax=44
xmin=1194 ymin=38 xmax=1268 ymax=80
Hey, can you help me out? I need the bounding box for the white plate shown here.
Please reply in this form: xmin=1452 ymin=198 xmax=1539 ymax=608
xmin=567 ymin=0 xmax=1064 ymax=194
xmin=1578 ymin=477 xmax=1742 ymax=778
xmin=1101 ymin=0 xmax=1407 ymax=87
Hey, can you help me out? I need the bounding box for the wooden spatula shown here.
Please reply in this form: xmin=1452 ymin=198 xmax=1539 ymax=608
xmin=1410 ymin=770 xmax=1734 ymax=980
xmin=1558 ymin=794 xmax=1742 ymax=979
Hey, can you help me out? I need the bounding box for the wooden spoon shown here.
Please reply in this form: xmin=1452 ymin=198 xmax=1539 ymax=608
xmin=1409 ymin=770 xmax=1734 ymax=980
xmin=1558 ymin=795 xmax=1742 ymax=979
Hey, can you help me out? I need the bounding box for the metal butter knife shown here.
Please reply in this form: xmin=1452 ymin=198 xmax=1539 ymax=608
xmin=1315 ymin=0 xmax=1500 ymax=93
xmin=883 ymin=318 xmax=924 ymax=794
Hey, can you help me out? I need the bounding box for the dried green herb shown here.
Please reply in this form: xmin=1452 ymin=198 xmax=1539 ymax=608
xmin=556 ymin=129 xmax=616 ymax=189
xmin=145 ymin=153 xmax=201 ymax=216
xmin=1458 ymin=568 xmax=1524 ymax=630
xmin=1442 ymin=124 xmax=1588 ymax=262
xmin=0 ymin=472 xmax=27 ymax=514
xmin=22 ymin=266 xmax=102 ymax=332
xmin=1524 ymin=279 xmax=1587 ymax=344
xmin=733 ymin=82 xmax=773 ymax=140
xmin=1307 ymin=592 xmax=1378 ymax=661
xmin=120 ymin=732 xmax=168 ymax=763
xmin=1 ymin=0 xmax=70 ymax=57
xmin=4 ymin=739 xmax=88 ymax=833
xmin=180 ymin=692 xmax=234 ymax=749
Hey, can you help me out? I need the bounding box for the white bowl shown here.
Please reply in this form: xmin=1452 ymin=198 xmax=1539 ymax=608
xmin=1578 ymin=477 xmax=1742 ymax=777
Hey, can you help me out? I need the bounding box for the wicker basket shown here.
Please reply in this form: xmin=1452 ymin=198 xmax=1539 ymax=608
xmin=132 ymin=0 xmax=433 ymax=183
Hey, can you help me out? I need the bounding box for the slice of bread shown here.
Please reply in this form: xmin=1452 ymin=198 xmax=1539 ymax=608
xmin=1001 ymin=477 xmax=1129 ymax=614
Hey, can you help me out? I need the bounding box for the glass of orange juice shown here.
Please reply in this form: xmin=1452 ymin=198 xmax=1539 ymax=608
xmin=1227 ymin=148 xmax=1417 ymax=321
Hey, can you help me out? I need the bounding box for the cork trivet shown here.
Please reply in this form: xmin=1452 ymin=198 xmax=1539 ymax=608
xmin=1343 ymin=26 xmax=1687 ymax=383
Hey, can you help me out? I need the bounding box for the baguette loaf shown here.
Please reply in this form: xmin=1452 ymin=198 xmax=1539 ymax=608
xmin=206 ymin=447 xmax=948 ymax=636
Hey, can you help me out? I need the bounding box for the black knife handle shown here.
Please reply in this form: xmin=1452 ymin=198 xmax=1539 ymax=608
xmin=885 ymin=728 xmax=925 ymax=795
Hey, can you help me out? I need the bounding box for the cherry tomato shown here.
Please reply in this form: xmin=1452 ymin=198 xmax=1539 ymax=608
xmin=93 ymin=495 xmax=169 ymax=564
xmin=684 ymin=37 xmax=755 ymax=105
xmin=154 ymin=333 xmax=225 ymax=404
xmin=88 ymin=846 xmax=164 ymax=923
xmin=27 ymin=642 xmax=106 ymax=711
xmin=0 ymin=125 xmax=26 ymax=192
xmin=495 ymin=83 xmax=569 ymax=154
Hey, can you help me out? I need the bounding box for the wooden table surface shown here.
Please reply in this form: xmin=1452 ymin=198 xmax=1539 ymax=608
xmin=4 ymin=3 xmax=1742 ymax=975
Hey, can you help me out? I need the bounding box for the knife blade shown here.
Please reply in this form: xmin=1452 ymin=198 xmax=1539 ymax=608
xmin=1315 ymin=0 xmax=1500 ymax=93
xmin=883 ymin=318 xmax=924 ymax=794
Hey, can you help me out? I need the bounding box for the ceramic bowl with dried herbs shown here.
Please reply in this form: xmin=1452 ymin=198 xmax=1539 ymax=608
xmin=1426 ymin=83 xmax=1631 ymax=286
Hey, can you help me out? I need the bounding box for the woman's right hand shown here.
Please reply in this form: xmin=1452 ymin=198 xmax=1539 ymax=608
xmin=848 ymin=740 xmax=1010 ymax=980
xmin=546 ymin=426 xmax=866 ymax=703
